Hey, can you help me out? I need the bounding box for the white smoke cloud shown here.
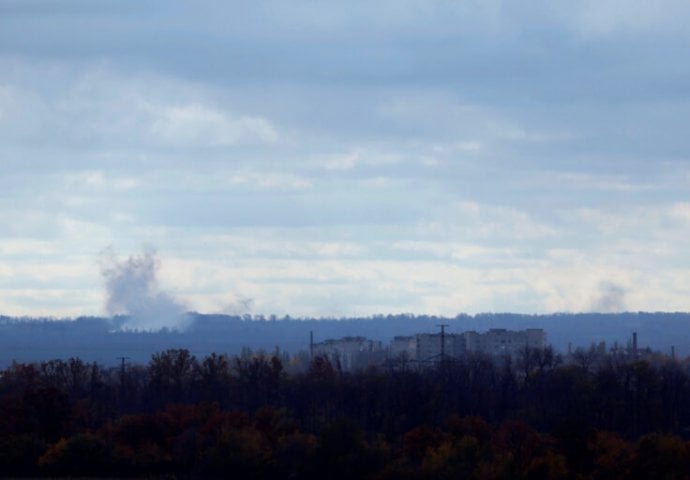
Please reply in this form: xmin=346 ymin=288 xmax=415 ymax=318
xmin=100 ymin=248 xmax=191 ymax=331
xmin=590 ymin=282 xmax=627 ymax=313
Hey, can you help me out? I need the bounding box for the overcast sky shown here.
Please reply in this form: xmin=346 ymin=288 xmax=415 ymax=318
xmin=2 ymin=0 xmax=690 ymax=318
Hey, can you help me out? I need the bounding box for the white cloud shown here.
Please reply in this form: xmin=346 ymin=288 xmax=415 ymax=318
xmin=433 ymin=201 xmax=561 ymax=240
xmin=670 ymin=203 xmax=690 ymax=224
xmin=575 ymin=204 xmax=690 ymax=240
xmin=0 ymin=65 xmax=280 ymax=151
xmin=322 ymin=148 xmax=402 ymax=171
xmin=150 ymin=103 xmax=278 ymax=147
xmin=63 ymin=171 xmax=141 ymax=191
xmin=0 ymin=239 xmax=55 ymax=256
xmin=534 ymin=172 xmax=656 ymax=192
xmin=226 ymin=172 xmax=312 ymax=190
xmin=565 ymin=0 xmax=690 ymax=38
xmin=391 ymin=240 xmax=514 ymax=263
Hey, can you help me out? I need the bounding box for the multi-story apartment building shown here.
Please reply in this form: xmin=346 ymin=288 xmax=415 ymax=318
xmin=390 ymin=335 xmax=417 ymax=359
xmin=312 ymin=336 xmax=384 ymax=371
xmin=314 ymin=328 xmax=547 ymax=370
xmin=389 ymin=328 xmax=547 ymax=363
xmin=474 ymin=328 xmax=546 ymax=356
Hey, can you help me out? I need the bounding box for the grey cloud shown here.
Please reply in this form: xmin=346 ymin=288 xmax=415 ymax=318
xmin=3 ymin=1 xmax=689 ymax=99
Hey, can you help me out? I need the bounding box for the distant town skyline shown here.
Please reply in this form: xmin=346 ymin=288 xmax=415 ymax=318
xmin=2 ymin=1 xmax=690 ymax=318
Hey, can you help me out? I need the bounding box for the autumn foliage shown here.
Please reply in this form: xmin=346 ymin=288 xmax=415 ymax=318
xmin=1 ymin=349 xmax=690 ymax=478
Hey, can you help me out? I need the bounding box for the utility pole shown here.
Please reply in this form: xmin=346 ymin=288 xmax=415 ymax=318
xmin=116 ymin=356 xmax=130 ymax=399
xmin=437 ymin=324 xmax=449 ymax=364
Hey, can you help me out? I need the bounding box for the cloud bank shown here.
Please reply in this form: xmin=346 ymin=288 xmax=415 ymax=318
xmin=1 ymin=2 xmax=690 ymax=317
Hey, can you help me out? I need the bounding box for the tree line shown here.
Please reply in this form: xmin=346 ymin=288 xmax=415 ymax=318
xmin=1 ymin=347 xmax=690 ymax=478
xmin=3 ymin=311 xmax=690 ymax=366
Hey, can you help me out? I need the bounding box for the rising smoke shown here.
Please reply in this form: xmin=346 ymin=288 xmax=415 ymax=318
xmin=222 ymin=297 xmax=254 ymax=316
xmin=589 ymin=282 xmax=627 ymax=313
xmin=100 ymin=248 xmax=191 ymax=331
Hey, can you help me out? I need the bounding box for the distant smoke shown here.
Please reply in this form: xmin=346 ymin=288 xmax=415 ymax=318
xmin=590 ymin=282 xmax=627 ymax=313
xmin=100 ymin=248 xmax=191 ymax=331
xmin=222 ymin=296 xmax=254 ymax=316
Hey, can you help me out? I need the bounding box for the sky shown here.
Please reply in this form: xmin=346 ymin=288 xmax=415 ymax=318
xmin=1 ymin=0 xmax=690 ymax=319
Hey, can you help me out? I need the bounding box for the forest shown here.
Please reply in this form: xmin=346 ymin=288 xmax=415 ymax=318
xmin=1 ymin=346 xmax=690 ymax=478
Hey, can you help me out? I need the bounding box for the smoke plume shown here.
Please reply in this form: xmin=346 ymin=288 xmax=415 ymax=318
xmin=100 ymin=248 xmax=191 ymax=331
xmin=222 ymin=296 xmax=254 ymax=316
xmin=589 ymin=282 xmax=627 ymax=313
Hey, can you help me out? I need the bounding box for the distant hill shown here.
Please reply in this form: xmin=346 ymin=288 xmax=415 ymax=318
xmin=0 ymin=311 xmax=687 ymax=367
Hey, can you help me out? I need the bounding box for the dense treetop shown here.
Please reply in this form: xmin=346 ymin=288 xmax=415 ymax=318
xmin=1 ymin=345 xmax=690 ymax=478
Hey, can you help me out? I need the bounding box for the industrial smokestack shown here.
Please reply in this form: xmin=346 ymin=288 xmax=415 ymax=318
xmin=632 ymin=332 xmax=638 ymax=359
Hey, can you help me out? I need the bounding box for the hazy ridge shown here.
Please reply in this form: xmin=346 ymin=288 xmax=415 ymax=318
xmin=1 ymin=311 xmax=687 ymax=367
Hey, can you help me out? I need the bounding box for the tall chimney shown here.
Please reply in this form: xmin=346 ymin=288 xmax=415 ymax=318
xmin=632 ymin=332 xmax=638 ymax=359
